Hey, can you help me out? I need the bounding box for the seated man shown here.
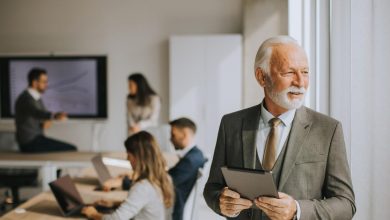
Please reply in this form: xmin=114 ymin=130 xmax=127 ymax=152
xmin=15 ymin=67 xmax=77 ymax=153
xmin=168 ymin=117 xmax=206 ymax=220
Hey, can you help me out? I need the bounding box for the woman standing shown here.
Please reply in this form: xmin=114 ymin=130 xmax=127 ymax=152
xmin=127 ymin=73 xmax=161 ymax=136
xmin=82 ymin=131 xmax=174 ymax=220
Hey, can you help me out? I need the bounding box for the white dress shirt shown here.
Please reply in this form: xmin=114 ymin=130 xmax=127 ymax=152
xmin=256 ymin=103 xmax=301 ymax=220
xmin=28 ymin=88 xmax=41 ymax=101
xmin=256 ymin=103 xmax=295 ymax=163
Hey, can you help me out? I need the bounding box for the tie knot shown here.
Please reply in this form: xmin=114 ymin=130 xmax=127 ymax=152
xmin=269 ymin=118 xmax=282 ymax=127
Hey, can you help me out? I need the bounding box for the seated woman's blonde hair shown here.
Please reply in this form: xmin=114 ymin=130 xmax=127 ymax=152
xmin=124 ymin=131 xmax=174 ymax=208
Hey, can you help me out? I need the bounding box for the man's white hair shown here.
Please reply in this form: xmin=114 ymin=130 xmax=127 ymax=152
xmin=254 ymin=35 xmax=299 ymax=75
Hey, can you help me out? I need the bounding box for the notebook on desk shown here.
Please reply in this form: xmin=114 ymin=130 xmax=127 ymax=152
xmin=49 ymin=175 xmax=116 ymax=217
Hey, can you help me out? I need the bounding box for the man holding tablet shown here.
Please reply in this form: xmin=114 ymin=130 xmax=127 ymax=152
xmin=203 ymin=36 xmax=355 ymax=220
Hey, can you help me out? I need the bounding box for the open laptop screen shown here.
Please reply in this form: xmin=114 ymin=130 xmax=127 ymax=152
xmin=49 ymin=175 xmax=84 ymax=216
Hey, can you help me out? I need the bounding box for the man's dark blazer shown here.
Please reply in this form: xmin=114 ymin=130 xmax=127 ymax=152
xmin=169 ymin=146 xmax=206 ymax=220
xmin=203 ymin=104 xmax=356 ymax=220
xmin=15 ymin=90 xmax=51 ymax=145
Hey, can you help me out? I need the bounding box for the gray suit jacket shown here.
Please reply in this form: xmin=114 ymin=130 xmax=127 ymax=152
xmin=203 ymin=104 xmax=356 ymax=220
xmin=15 ymin=90 xmax=52 ymax=145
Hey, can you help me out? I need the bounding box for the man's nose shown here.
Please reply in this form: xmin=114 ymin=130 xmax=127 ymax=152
xmin=293 ymin=72 xmax=305 ymax=87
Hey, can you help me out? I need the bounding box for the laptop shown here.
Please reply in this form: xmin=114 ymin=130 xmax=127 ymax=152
xmin=49 ymin=175 xmax=115 ymax=217
xmin=91 ymin=155 xmax=113 ymax=189
xmin=91 ymin=155 xmax=132 ymax=190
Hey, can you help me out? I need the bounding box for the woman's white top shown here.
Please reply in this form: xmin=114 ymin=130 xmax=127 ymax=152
xmin=102 ymin=180 xmax=167 ymax=220
xmin=127 ymin=95 xmax=160 ymax=134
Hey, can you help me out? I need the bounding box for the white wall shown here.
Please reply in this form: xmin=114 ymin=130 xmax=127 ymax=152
xmin=0 ymin=0 xmax=242 ymax=151
xmin=331 ymin=0 xmax=390 ymax=219
xmin=351 ymin=0 xmax=390 ymax=218
xmin=243 ymin=0 xmax=288 ymax=107
xmin=170 ymin=35 xmax=242 ymax=157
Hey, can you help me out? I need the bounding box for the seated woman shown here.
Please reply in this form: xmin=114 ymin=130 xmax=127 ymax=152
xmin=82 ymin=131 xmax=174 ymax=220
xmin=127 ymin=73 xmax=161 ymax=136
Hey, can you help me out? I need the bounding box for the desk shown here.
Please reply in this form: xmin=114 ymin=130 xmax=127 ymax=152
xmin=1 ymin=178 xmax=128 ymax=220
xmin=0 ymin=151 xmax=178 ymax=191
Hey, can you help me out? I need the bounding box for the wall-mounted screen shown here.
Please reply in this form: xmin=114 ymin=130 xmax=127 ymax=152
xmin=0 ymin=56 xmax=107 ymax=118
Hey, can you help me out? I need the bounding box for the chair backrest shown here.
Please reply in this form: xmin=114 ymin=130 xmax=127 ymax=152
xmin=183 ymin=168 xmax=203 ymax=220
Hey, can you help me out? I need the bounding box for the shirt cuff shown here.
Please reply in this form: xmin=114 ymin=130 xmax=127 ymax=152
xmin=295 ymin=200 xmax=301 ymax=220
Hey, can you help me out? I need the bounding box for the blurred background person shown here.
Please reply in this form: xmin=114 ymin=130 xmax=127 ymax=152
xmin=15 ymin=67 xmax=77 ymax=153
xmin=168 ymin=117 xmax=206 ymax=220
xmin=82 ymin=131 xmax=174 ymax=220
xmin=127 ymin=73 xmax=161 ymax=136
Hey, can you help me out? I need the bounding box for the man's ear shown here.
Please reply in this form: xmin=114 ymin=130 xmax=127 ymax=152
xmin=255 ymin=68 xmax=266 ymax=87
xmin=31 ymin=80 xmax=38 ymax=89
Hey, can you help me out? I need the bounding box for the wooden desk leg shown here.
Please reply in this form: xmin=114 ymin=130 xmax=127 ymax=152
xmin=40 ymin=164 xmax=57 ymax=191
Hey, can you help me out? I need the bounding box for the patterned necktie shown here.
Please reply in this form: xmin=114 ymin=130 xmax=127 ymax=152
xmin=263 ymin=118 xmax=282 ymax=171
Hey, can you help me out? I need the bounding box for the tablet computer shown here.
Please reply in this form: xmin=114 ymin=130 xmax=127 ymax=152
xmin=221 ymin=166 xmax=279 ymax=200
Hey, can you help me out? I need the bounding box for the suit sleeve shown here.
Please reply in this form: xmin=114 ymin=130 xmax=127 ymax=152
xmin=203 ymin=116 xmax=227 ymax=215
xmin=298 ymin=122 xmax=356 ymax=220
xmin=169 ymin=157 xmax=197 ymax=186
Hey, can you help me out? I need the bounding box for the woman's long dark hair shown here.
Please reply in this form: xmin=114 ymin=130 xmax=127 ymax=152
xmin=124 ymin=131 xmax=174 ymax=208
xmin=127 ymin=73 xmax=156 ymax=106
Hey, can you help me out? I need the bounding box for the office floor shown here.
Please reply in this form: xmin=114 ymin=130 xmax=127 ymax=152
xmin=0 ymin=186 xmax=41 ymax=216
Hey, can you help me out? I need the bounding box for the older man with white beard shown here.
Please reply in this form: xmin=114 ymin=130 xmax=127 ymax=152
xmin=203 ymin=36 xmax=355 ymax=220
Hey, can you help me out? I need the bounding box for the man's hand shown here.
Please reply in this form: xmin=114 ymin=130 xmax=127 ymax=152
xmin=42 ymin=120 xmax=52 ymax=129
xmin=219 ymin=187 xmax=253 ymax=217
xmin=254 ymin=192 xmax=297 ymax=220
xmin=54 ymin=112 xmax=68 ymax=121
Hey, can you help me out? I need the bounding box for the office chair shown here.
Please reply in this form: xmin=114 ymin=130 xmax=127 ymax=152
xmin=0 ymin=168 xmax=38 ymax=207
xmin=183 ymin=168 xmax=204 ymax=220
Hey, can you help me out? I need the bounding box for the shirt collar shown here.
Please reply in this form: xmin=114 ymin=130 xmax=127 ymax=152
xmin=260 ymin=102 xmax=296 ymax=127
xmin=27 ymin=88 xmax=41 ymax=101
xmin=177 ymin=143 xmax=195 ymax=158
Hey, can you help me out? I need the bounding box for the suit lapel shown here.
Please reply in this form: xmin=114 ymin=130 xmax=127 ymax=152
xmin=278 ymin=107 xmax=312 ymax=190
xmin=242 ymin=104 xmax=261 ymax=169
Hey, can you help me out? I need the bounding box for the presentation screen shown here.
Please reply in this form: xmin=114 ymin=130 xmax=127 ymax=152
xmin=0 ymin=56 xmax=107 ymax=118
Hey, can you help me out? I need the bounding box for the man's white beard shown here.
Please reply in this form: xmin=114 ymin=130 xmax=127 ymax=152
xmin=266 ymin=85 xmax=306 ymax=110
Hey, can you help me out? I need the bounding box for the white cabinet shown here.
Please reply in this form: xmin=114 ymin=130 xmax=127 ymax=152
xmin=169 ymin=35 xmax=242 ymax=156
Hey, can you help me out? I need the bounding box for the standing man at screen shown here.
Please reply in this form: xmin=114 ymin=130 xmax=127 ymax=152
xmin=15 ymin=67 xmax=77 ymax=153
xmin=203 ymin=36 xmax=355 ymax=219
